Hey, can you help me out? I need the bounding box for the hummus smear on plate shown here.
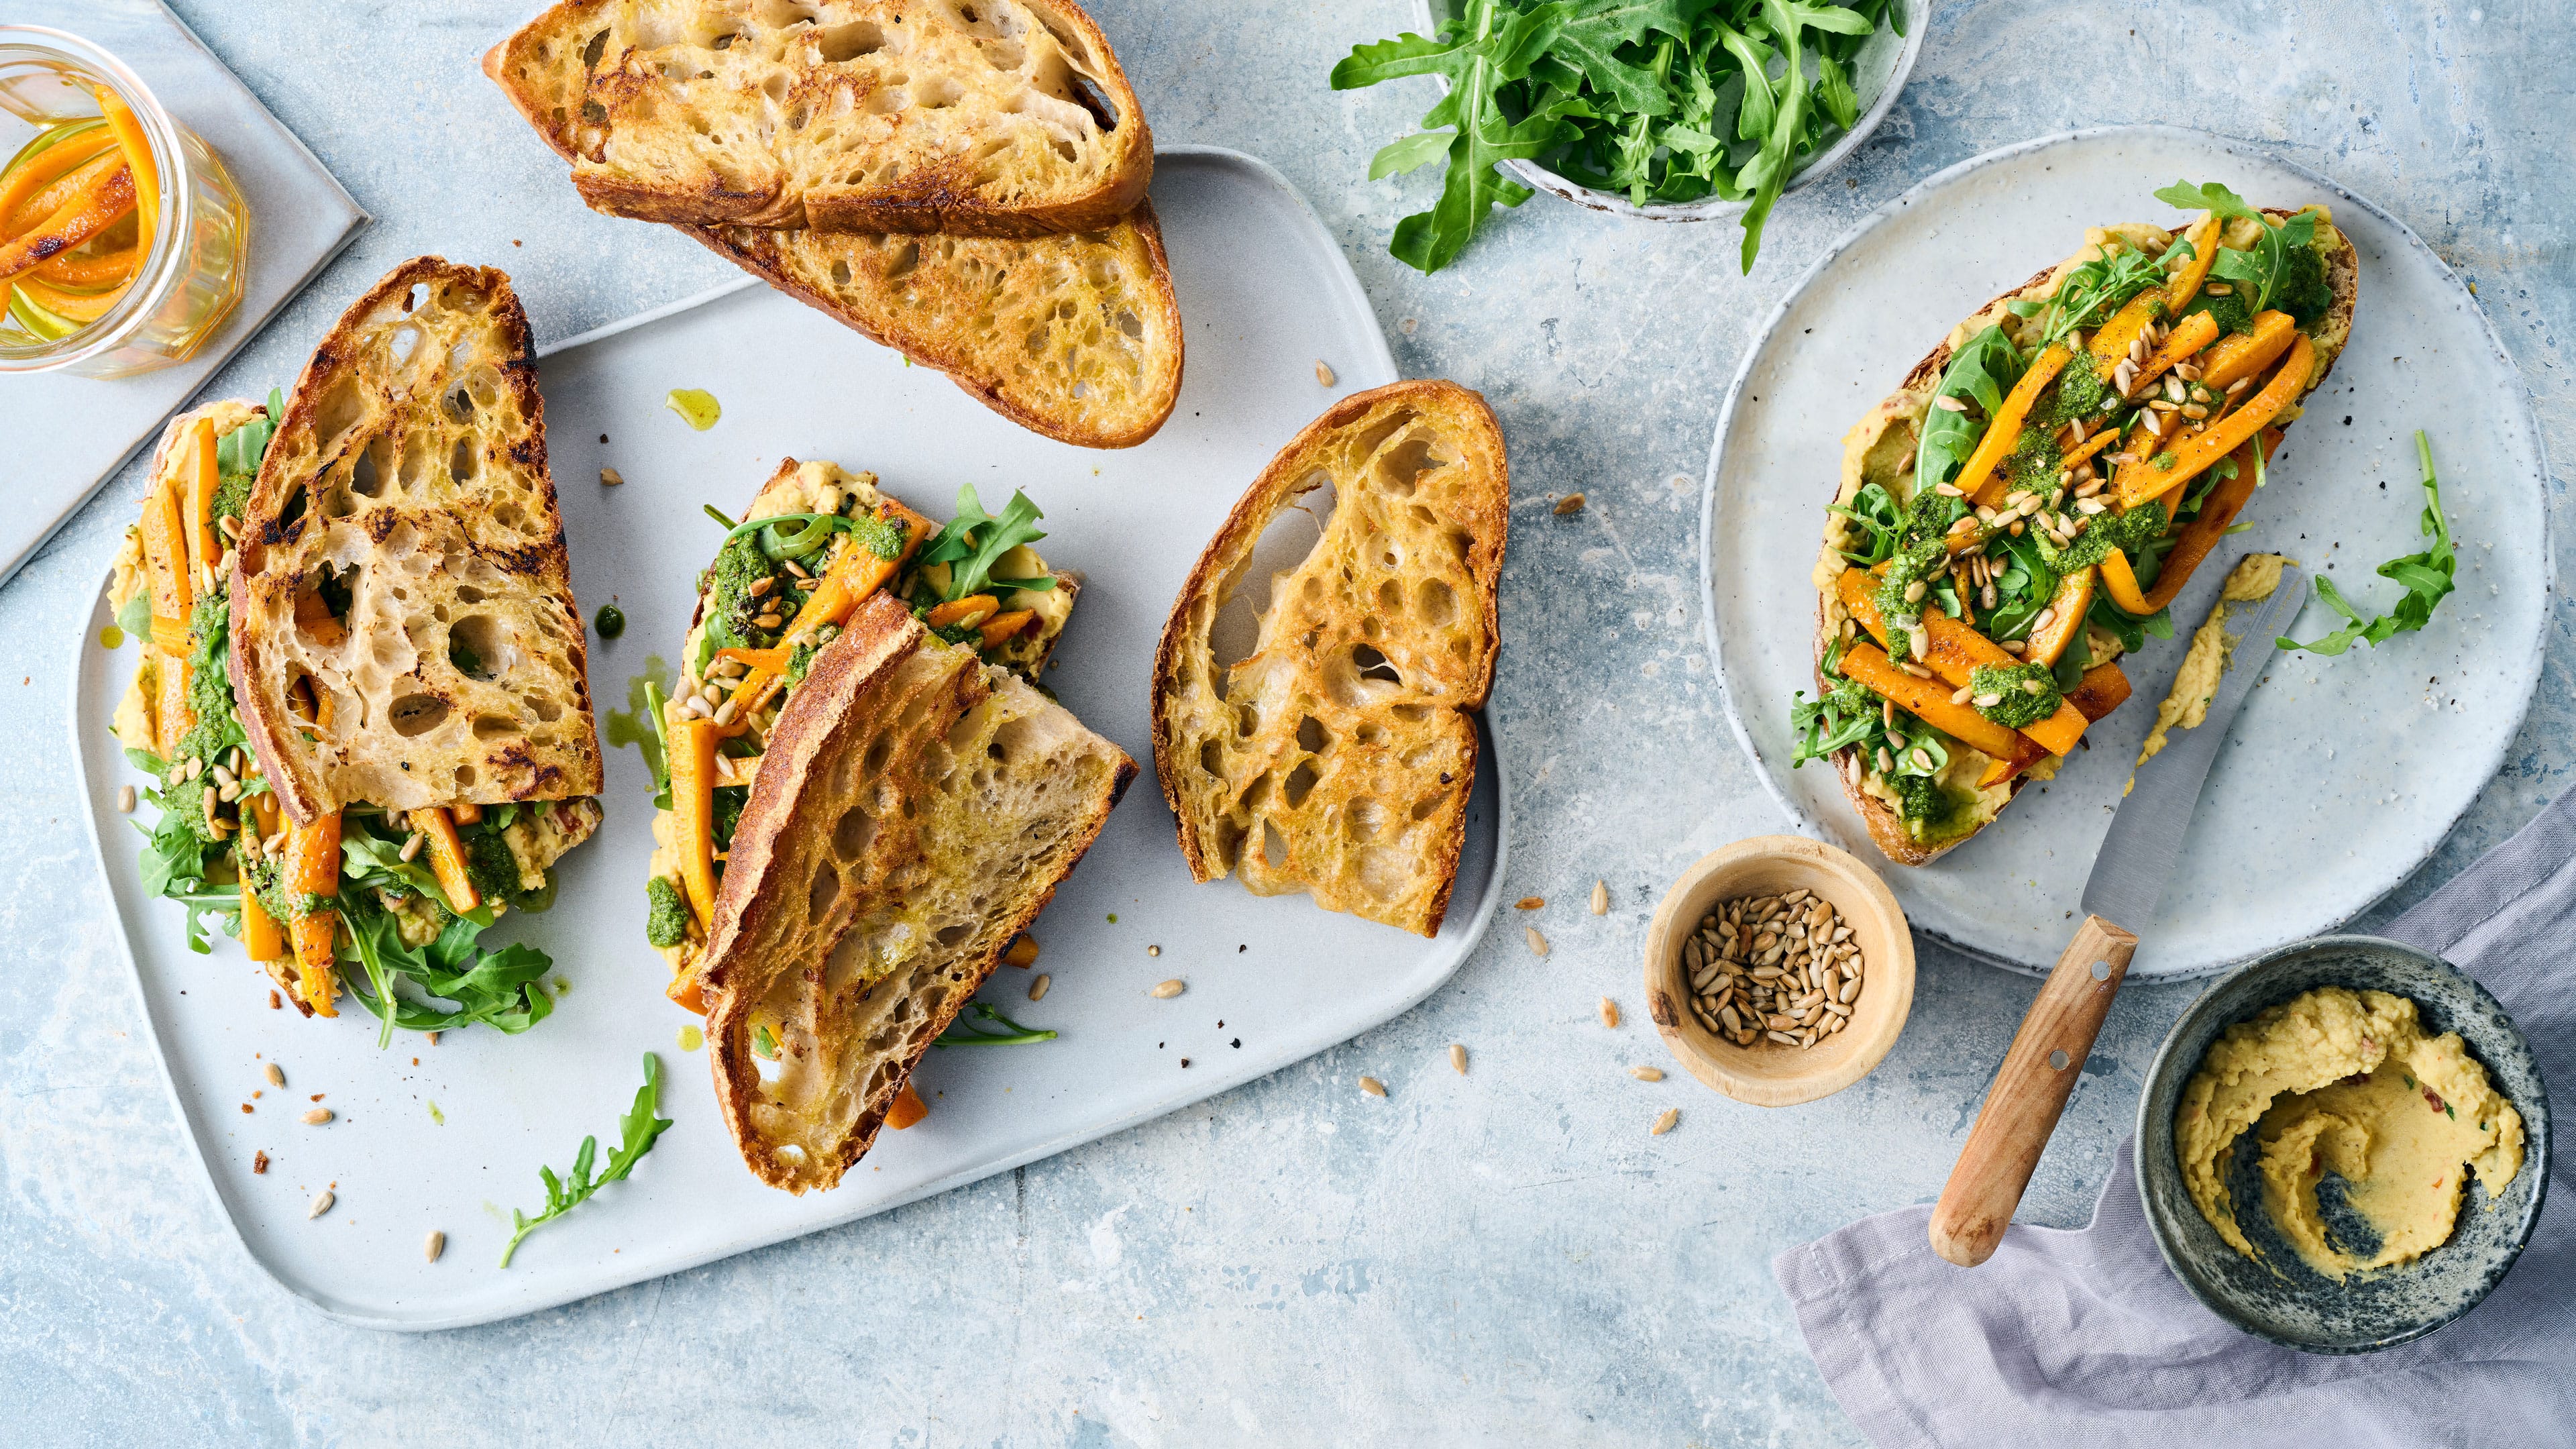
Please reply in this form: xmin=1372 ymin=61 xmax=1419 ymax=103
xmin=2176 ymin=986 xmax=2526 ymax=1279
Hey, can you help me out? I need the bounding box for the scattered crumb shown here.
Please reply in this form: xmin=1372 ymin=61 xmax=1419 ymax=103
xmin=252 ymin=1151 xmax=268 ymax=1175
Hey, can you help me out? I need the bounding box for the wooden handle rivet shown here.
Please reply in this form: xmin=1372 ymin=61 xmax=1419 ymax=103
xmin=2049 ymin=1049 xmax=2070 ymax=1070
xmin=2091 ymin=959 xmax=2112 ymax=981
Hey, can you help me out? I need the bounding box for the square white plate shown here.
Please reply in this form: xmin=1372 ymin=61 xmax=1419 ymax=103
xmin=72 ymin=147 xmax=1505 ymax=1328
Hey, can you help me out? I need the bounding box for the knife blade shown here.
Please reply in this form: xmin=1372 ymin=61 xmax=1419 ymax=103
xmin=1928 ymin=557 xmax=2308 ymax=1267
xmin=2080 ymin=561 xmax=2309 ymax=931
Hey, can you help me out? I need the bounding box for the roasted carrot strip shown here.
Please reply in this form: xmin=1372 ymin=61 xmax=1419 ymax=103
xmin=95 ymin=86 xmax=158 ymax=256
xmin=2198 ymin=311 xmax=2298 ymax=394
xmin=411 ymin=806 xmax=482 ymax=914
xmin=292 ymin=588 xmax=347 ymax=647
xmin=241 ymin=790 xmax=286 ymax=963
xmin=1960 ymin=343 xmax=2072 ymax=508
xmin=184 ymin=419 xmax=219 ymax=578
xmin=2088 ymin=290 xmax=2164 ymax=372
xmin=155 ymin=658 xmax=191 ymax=758
xmin=1976 ymin=664 xmax=2134 ymax=786
xmin=32 ymin=239 xmax=137 ymax=288
xmin=977 ymin=609 xmax=1036 ymax=650
xmin=140 ymin=475 xmax=190 ymax=619
xmin=669 ymin=716 xmax=719 ymax=929
xmin=1835 ymin=641 xmax=2028 ymax=760
xmin=286 ymin=810 xmax=342 ymax=1017
xmin=665 ymin=969 xmax=708 ymax=1016
xmin=1835 ymin=566 xmax=2092 ymax=757
xmin=0 ymin=125 xmax=113 ymax=230
xmin=722 ymin=503 xmax=936 ymax=726
xmin=1 ymin=143 xmax=118 ymax=235
xmin=2125 ymin=311 xmax=2220 ymax=400
xmin=2024 ymin=567 xmax=2095 ymax=669
xmin=2116 ymin=335 xmax=2313 ymax=511
xmin=923 ymin=594 xmax=998 ymax=629
xmin=885 ymin=1083 xmax=928 ymax=1130
xmin=0 ymin=156 xmax=133 ymax=282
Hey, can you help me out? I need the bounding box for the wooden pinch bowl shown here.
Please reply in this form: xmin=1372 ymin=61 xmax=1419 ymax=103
xmin=1645 ymin=835 xmax=1915 ymax=1107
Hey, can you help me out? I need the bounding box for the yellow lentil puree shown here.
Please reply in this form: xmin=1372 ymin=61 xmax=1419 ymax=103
xmin=2136 ymin=553 xmax=2291 ymax=769
xmin=2176 ymin=985 xmax=2525 ymax=1281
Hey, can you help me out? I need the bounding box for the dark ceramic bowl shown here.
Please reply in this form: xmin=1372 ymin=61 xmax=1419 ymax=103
xmin=2136 ymin=934 xmax=2550 ymax=1353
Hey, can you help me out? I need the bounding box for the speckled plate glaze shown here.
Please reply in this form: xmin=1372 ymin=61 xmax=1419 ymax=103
xmin=68 ymin=148 xmax=1507 ymax=1330
xmin=2135 ymin=936 xmax=2550 ymax=1352
xmin=1703 ymin=125 xmax=2552 ymax=979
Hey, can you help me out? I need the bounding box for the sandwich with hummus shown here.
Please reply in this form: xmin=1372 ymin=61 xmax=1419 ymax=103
xmin=109 ymin=259 xmax=603 ymax=1038
xmin=642 ymin=460 xmax=1130 ymax=1190
xmin=1792 ymin=180 xmax=2357 ymax=864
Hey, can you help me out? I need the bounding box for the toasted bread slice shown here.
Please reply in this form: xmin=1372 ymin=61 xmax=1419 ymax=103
xmin=701 ymin=592 xmax=1132 ymax=1191
xmin=486 ymin=0 xmax=1152 ymax=235
xmin=680 ymin=208 xmax=1181 ymax=447
xmin=1151 ymin=382 xmax=1509 ymax=936
xmin=1814 ymin=209 xmax=2357 ymax=865
xmin=229 ymin=258 xmax=602 ymax=823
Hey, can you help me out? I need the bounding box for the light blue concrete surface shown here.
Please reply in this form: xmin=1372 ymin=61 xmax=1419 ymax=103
xmin=5 ymin=3 xmax=2567 ymax=1444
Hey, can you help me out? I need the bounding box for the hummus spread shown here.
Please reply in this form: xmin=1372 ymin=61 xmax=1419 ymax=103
xmin=2137 ymin=553 xmax=2290 ymax=767
xmin=2176 ymin=986 xmax=2526 ymax=1280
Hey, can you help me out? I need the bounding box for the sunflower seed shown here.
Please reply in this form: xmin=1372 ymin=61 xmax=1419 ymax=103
xmin=1599 ymin=998 xmax=1620 ymax=1029
xmin=1554 ymin=492 xmax=1587 ymax=516
xmin=117 ymin=784 xmax=136 ymax=814
xmin=1316 ymin=360 xmax=1337 ymax=387
xmin=302 ymin=1108 xmax=333 ymax=1125
xmin=1630 ymin=1065 xmax=1663 ymax=1081
xmin=1150 ymin=979 xmax=1185 ymax=999
xmin=1358 ymin=1075 xmax=1385 ymax=1097
xmin=1934 ymin=394 xmax=1968 ymax=412
xmin=264 ymin=1063 xmax=285 ymax=1087
xmin=1450 ymin=1044 xmax=1468 ymax=1074
xmin=1652 ymin=1108 xmax=1680 ymax=1136
xmin=308 ymin=1190 xmax=334 ymax=1219
xmin=1590 ymin=880 xmax=1609 ymax=916
xmin=1526 ymin=927 xmax=1550 ymax=957
xmin=398 ymin=832 xmax=424 ymax=863
xmin=1030 ymin=973 xmax=1051 ymax=1002
xmin=425 ymin=1230 xmax=446 ymax=1262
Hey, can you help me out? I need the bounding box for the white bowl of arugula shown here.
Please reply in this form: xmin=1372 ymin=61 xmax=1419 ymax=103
xmin=1340 ymin=0 xmax=1926 ymax=274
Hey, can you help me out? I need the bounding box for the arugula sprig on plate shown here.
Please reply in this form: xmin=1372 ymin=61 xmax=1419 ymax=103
xmin=1337 ymin=0 xmax=1899 ymax=276
xmin=2279 ymin=431 xmax=2458 ymax=655
xmin=500 ymin=1053 xmax=675 ymax=1268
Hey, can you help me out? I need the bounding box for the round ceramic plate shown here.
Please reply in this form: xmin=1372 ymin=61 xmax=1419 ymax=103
xmin=1703 ymin=126 xmax=2552 ymax=979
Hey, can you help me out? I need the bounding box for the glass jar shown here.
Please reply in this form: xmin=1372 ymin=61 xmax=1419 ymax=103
xmin=0 ymin=26 xmax=249 ymax=378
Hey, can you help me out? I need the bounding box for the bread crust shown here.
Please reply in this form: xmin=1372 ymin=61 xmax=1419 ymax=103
xmin=678 ymin=201 xmax=1182 ymax=447
xmin=229 ymin=257 xmax=601 ymax=823
xmin=484 ymin=0 xmax=1152 ymax=236
xmin=1813 ymin=210 xmax=2359 ymax=865
xmin=1151 ymin=380 xmax=1508 ymax=936
xmin=702 ymin=592 xmax=1133 ymax=1190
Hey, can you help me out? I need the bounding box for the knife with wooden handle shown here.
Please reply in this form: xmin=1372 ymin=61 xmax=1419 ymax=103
xmin=1927 ymin=561 xmax=2309 ymax=1268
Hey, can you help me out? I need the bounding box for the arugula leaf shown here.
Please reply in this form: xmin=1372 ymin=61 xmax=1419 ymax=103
xmin=2280 ymin=431 xmax=2457 ymax=655
xmin=934 ymin=1000 xmax=1061 ymax=1046
xmin=499 ymin=1054 xmax=674 ymax=1268
xmin=1342 ymin=0 xmax=1894 ymax=274
xmin=1913 ymin=325 xmax=2024 ymax=494
xmin=918 ymin=486 xmax=1049 ymax=602
xmin=2152 ymin=178 xmax=2318 ymax=315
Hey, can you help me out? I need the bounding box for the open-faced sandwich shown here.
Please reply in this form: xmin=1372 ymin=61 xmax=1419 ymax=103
xmin=642 ymin=460 xmax=1130 ymax=1191
xmin=1794 ymin=181 xmax=2357 ymax=865
xmin=1152 ymin=380 xmax=1509 ymax=936
xmin=108 ymin=258 xmax=603 ymax=1038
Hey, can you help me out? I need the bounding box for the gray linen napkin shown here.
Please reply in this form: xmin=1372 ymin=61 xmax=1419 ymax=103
xmin=1776 ymin=788 xmax=2576 ymax=1447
